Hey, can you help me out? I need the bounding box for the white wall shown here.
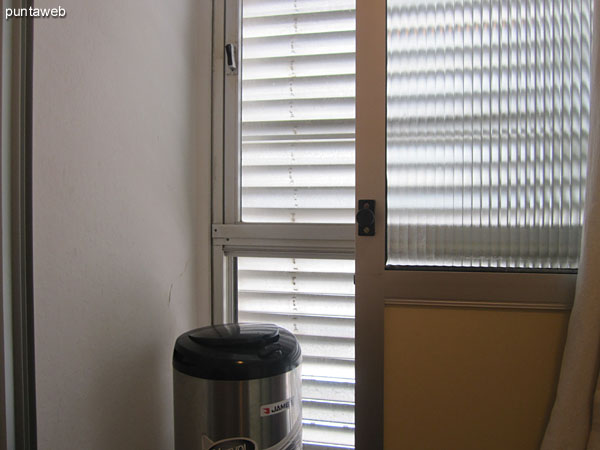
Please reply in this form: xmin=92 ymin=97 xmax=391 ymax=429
xmin=31 ymin=1 xmax=212 ymax=448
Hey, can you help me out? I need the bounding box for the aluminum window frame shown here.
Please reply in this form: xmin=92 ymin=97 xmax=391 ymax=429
xmin=211 ymin=3 xmax=358 ymax=446
xmin=210 ymin=0 xmax=355 ymax=323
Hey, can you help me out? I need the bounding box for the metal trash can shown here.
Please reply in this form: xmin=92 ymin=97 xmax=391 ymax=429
xmin=173 ymin=323 xmax=302 ymax=450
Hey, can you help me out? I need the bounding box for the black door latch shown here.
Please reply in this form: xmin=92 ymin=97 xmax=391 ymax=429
xmin=356 ymin=200 xmax=375 ymax=236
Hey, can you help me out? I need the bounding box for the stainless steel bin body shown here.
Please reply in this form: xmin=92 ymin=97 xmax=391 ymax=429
xmin=173 ymin=323 xmax=302 ymax=450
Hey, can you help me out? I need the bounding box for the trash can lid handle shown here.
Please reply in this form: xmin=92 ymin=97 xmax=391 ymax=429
xmin=187 ymin=323 xmax=280 ymax=348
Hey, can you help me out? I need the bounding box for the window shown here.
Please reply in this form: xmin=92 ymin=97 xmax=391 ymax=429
xmin=386 ymin=0 xmax=593 ymax=269
xmin=237 ymin=256 xmax=355 ymax=447
xmin=213 ymin=0 xmax=356 ymax=448
xmin=240 ymin=0 xmax=356 ymax=224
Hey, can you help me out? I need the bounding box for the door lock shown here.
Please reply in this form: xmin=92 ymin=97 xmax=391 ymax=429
xmin=356 ymin=200 xmax=375 ymax=236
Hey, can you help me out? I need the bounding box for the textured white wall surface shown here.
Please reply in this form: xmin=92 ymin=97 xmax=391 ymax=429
xmin=32 ymin=1 xmax=212 ymax=448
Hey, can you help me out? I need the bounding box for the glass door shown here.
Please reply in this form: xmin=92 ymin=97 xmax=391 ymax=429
xmin=353 ymin=0 xmax=591 ymax=447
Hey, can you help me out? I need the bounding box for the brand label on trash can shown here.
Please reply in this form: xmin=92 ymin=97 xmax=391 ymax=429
xmin=202 ymin=436 xmax=256 ymax=450
xmin=260 ymin=397 xmax=292 ymax=417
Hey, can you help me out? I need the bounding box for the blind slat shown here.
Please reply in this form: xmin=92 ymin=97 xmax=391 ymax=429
xmin=302 ymin=378 xmax=355 ymax=403
xmin=242 ymin=141 xmax=354 ymax=166
xmin=242 ymin=165 xmax=354 ymax=188
xmin=241 ymin=208 xmax=354 ymax=223
xmin=243 ymin=10 xmax=355 ymax=38
xmin=243 ymin=53 xmax=355 ymax=80
xmin=238 ymin=311 xmax=355 ymax=338
xmin=302 ymin=423 xmax=355 ymax=448
xmin=243 ymin=75 xmax=355 ymax=101
xmin=302 ymin=356 xmax=354 ymax=380
xmin=243 ymin=0 xmax=355 ymax=18
xmin=238 ymin=257 xmax=354 ymax=272
xmin=243 ymin=32 xmax=355 ymax=59
xmin=238 ymin=292 xmax=355 ymax=317
xmin=243 ymin=98 xmax=355 ymax=122
xmin=302 ymin=400 xmax=354 ymax=424
xmin=243 ymin=119 xmax=354 ymax=139
xmin=238 ymin=270 xmax=354 ymax=296
xmin=242 ymin=187 xmax=354 ymax=209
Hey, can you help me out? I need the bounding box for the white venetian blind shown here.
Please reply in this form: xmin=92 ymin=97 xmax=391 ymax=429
xmin=237 ymin=257 xmax=355 ymax=449
xmin=387 ymin=0 xmax=593 ymax=268
xmin=241 ymin=0 xmax=356 ymax=224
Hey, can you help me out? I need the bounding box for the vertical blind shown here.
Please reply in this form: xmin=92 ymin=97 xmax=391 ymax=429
xmin=241 ymin=0 xmax=356 ymax=223
xmin=387 ymin=0 xmax=593 ymax=268
xmin=237 ymin=257 xmax=356 ymax=449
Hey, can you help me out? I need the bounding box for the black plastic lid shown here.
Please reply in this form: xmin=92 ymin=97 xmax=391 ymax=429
xmin=173 ymin=323 xmax=302 ymax=380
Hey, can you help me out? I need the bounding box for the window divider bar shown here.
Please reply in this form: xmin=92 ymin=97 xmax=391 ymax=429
xmin=211 ymin=0 xmax=226 ymax=225
xmin=223 ymin=0 xmax=242 ymax=224
xmin=224 ymin=245 xmax=354 ymax=259
xmin=213 ymin=223 xmax=355 ymax=242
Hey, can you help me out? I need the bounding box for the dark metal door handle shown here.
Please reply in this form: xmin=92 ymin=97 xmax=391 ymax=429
xmin=356 ymin=200 xmax=375 ymax=236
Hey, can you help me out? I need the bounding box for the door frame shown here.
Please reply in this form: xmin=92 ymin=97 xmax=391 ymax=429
xmin=1 ymin=1 xmax=37 ymax=448
xmin=354 ymin=0 xmax=576 ymax=447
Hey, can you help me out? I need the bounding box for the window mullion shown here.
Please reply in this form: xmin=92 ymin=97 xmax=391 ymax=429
xmin=224 ymin=0 xmax=243 ymax=224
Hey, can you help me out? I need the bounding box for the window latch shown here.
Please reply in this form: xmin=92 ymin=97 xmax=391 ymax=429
xmin=356 ymin=200 xmax=375 ymax=236
xmin=225 ymin=43 xmax=237 ymax=75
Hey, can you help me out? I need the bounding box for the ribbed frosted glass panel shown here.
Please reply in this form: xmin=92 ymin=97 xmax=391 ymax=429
xmin=386 ymin=0 xmax=593 ymax=269
xmin=237 ymin=257 xmax=355 ymax=449
xmin=241 ymin=0 xmax=356 ymax=223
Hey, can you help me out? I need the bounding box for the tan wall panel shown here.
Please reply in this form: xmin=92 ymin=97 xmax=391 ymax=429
xmin=384 ymin=305 xmax=569 ymax=450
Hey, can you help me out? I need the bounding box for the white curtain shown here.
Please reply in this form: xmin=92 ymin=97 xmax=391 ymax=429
xmin=542 ymin=1 xmax=600 ymax=448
